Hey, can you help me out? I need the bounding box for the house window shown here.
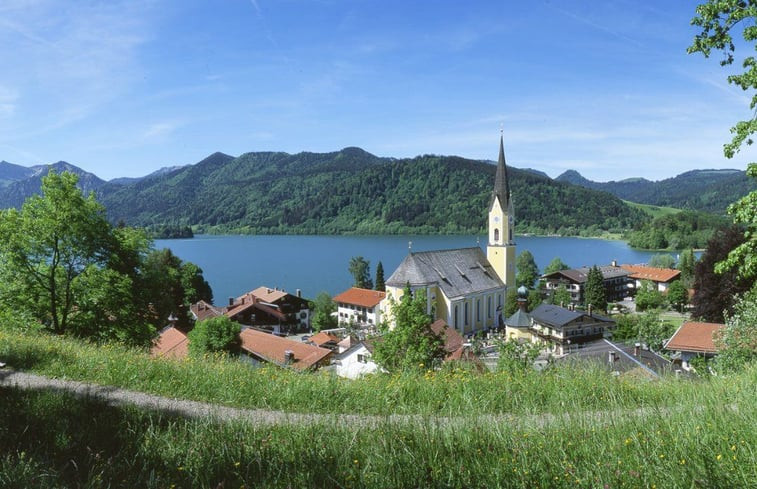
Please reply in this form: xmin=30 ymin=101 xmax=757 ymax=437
xmin=368 ymin=308 xmax=373 ymax=314
xmin=357 ymin=354 xmax=368 ymax=364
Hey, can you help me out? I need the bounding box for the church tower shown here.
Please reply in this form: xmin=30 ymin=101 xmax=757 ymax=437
xmin=487 ymin=133 xmax=516 ymax=288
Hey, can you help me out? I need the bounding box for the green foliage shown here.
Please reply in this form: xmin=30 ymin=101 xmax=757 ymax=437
xmin=147 ymin=224 xmax=194 ymax=239
xmin=692 ymin=226 xmax=753 ymax=322
xmin=716 ymin=284 xmax=757 ymax=373
xmin=310 ymin=291 xmax=337 ymax=332
xmin=348 ymin=256 xmax=373 ymax=289
xmin=648 ymin=253 xmax=676 ymax=269
xmin=549 ymin=284 xmax=572 ymax=306
xmin=527 ymin=289 xmax=543 ymax=312
xmin=584 ymin=265 xmax=607 ymax=312
xmin=666 ymin=281 xmax=689 ymax=313
xmin=496 ymin=339 xmax=541 ymax=372
xmin=626 ymin=210 xmax=728 ymax=250
xmin=678 ymin=248 xmax=697 ymax=288
xmin=634 ymin=280 xmax=665 ymax=312
xmin=516 ymin=250 xmax=539 ymax=288
xmin=187 ymin=316 xmax=241 ymax=357
xmin=372 ymin=286 xmax=444 ymax=372
xmin=637 ymin=311 xmax=675 ymax=352
xmin=374 ymin=261 xmax=385 ymax=291
xmin=100 ymin=149 xmax=650 ymax=236
xmin=543 ymin=256 xmax=570 ymax=275
xmin=716 ymin=163 xmax=757 ymax=281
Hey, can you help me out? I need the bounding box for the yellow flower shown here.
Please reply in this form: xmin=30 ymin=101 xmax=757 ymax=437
xmin=234 ymin=462 xmax=241 ymax=467
xmin=716 ymin=454 xmax=722 ymax=461
xmin=679 ymin=459 xmax=686 ymax=465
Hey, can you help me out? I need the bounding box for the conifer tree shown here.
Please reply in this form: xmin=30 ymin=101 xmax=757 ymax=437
xmin=583 ymin=265 xmax=607 ymax=312
xmin=375 ymin=261 xmax=385 ymax=291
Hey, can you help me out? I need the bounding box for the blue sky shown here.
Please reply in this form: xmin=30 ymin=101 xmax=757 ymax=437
xmin=0 ymin=0 xmax=754 ymax=181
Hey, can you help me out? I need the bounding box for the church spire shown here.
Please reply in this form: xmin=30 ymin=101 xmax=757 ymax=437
xmin=492 ymin=132 xmax=510 ymax=210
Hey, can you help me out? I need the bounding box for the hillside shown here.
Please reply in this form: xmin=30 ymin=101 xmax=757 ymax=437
xmin=100 ymin=149 xmax=649 ymax=235
xmin=555 ymin=168 xmax=754 ymax=213
xmin=0 ymin=162 xmax=106 ymax=209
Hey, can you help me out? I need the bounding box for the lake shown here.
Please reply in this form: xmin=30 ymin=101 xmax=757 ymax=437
xmin=155 ymin=234 xmax=676 ymax=303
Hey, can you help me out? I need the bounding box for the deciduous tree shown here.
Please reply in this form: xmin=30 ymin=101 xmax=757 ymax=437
xmin=188 ymin=316 xmax=241 ymax=357
xmin=667 ymin=280 xmax=689 ymax=313
xmin=311 ymin=291 xmax=337 ymax=332
xmin=516 ymin=250 xmax=539 ymax=288
xmin=635 ymin=280 xmax=665 ymax=312
xmin=648 ymin=254 xmax=676 ymax=269
xmin=348 ymin=256 xmax=373 ymax=289
xmin=716 ymin=284 xmax=757 ymax=372
xmin=544 ymin=257 xmax=570 ymax=275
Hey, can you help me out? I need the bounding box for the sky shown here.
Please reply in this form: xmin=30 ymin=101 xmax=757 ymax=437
xmin=0 ymin=0 xmax=755 ymax=181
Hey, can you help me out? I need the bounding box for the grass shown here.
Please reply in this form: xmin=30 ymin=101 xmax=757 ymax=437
xmin=624 ymin=201 xmax=682 ymax=219
xmin=0 ymin=382 xmax=754 ymax=488
xmin=1 ymin=327 xmax=751 ymax=417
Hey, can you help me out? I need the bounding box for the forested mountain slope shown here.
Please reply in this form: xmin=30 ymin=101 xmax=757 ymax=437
xmin=0 ymin=162 xmax=106 ymax=209
xmin=101 ymin=148 xmax=648 ymax=235
xmin=556 ymin=169 xmax=755 ymax=213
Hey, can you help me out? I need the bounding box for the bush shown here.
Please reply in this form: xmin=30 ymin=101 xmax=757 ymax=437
xmin=187 ymin=317 xmax=241 ymax=357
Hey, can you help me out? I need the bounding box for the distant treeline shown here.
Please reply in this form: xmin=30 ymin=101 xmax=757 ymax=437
xmin=625 ymin=211 xmax=730 ymax=250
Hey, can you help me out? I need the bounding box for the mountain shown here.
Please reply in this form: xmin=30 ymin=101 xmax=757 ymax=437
xmin=555 ymin=169 xmax=754 ymax=213
xmin=108 ymin=165 xmax=190 ymax=186
xmin=0 ymin=161 xmax=35 ymax=188
xmin=100 ymin=148 xmax=648 ymax=236
xmin=0 ymin=161 xmax=106 ymax=209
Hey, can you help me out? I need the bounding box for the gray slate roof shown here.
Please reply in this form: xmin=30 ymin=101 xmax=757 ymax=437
xmin=531 ymin=304 xmax=614 ymax=328
xmin=505 ymin=308 xmax=531 ymax=328
xmin=541 ymin=265 xmax=629 ymax=284
xmin=386 ymin=247 xmax=505 ymax=300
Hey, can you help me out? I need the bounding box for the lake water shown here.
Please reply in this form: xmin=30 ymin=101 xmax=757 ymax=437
xmin=155 ymin=234 xmax=673 ymax=303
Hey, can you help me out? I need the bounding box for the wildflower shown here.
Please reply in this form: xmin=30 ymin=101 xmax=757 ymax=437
xmin=354 ymin=460 xmax=359 ymax=465
xmin=679 ymin=459 xmax=686 ymax=465
xmin=624 ymin=438 xmax=631 ymax=445
xmin=659 ymin=454 xmax=664 ymax=459
xmin=716 ymin=454 xmax=722 ymax=461
xmin=731 ymin=445 xmax=736 ymax=451
xmin=234 ymin=462 xmax=240 ymax=467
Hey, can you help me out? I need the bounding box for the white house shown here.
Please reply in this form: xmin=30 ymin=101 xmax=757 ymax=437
xmin=333 ymin=341 xmax=380 ymax=379
xmin=333 ymin=287 xmax=386 ymax=327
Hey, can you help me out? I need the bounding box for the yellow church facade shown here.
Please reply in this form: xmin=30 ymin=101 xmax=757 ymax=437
xmin=382 ymin=135 xmax=517 ymax=335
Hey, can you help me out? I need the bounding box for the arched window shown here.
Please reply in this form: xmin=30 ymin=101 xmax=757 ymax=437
xmin=494 ymin=228 xmax=500 ymax=242
xmin=509 ymin=228 xmax=513 ymax=241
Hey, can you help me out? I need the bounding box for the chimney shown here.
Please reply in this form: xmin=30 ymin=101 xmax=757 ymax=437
xmin=228 ymin=297 xmax=234 ymax=306
xmin=611 ymin=260 xmax=618 ymax=267
xmin=634 ymin=343 xmax=640 ymax=356
xmin=284 ymin=350 xmax=294 ymax=364
xmin=167 ymin=313 xmax=178 ymax=327
xmin=296 ymin=289 xmax=302 ymax=298
xmin=560 ymin=301 xmax=564 ymax=308
xmin=608 ymin=351 xmax=615 ymax=364
xmin=588 ymin=304 xmax=593 ymax=317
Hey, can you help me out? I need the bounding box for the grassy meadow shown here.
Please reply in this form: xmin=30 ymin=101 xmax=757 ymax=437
xmin=1 ymin=327 xmax=755 ymax=488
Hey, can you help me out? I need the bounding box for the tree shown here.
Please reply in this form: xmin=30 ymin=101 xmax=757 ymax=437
xmin=0 ymin=171 xmax=112 ymax=334
xmin=516 ymin=250 xmax=539 ymax=288
xmin=544 ymin=257 xmax=570 ymax=275
xmin=715 ymin=284 xmax=757 ymax=372
xmin=634 ymin=280 xmax=665 ymax=312
xmin=667 ymin=280 xmax=689 ymax=313
xmin=678 ymin=248 xmax=697 ymax=289
xmin=348 ymin=256 xmax=373 ymax=289
xmin=636 ymin=310 xmax=674 ymax=352
xmin=527 ymin=289 xmax=543 ymax=312
xmin=504 ymin=287 xmax=519 ymax=317
xmin=187 ymin=316 xmax=241 ymax=357
xmin=497 ymin=339 xmax=541 ymax=373
xmin=689 ymin=3 xmax=757 ymax=281
xmin=648 ymin=253 xmax=676 ymax=269
xmin=584 ymin=265 xmax=607 ymax=312
xmin=375 ymin=261 xmax=386 ymax=292
xmin=692 ymin=226 xmax=753 ymax=322
xmin=310 ymin=291 xmax=337 ymax=331
xmin=549 ymin=284 xmax=572 ymax=306
xmin=372 ymin=286 xmax=445 ymax=372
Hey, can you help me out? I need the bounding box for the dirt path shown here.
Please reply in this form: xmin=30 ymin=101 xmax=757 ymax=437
xmin=0 ymin=369 xmax=706 ymax=430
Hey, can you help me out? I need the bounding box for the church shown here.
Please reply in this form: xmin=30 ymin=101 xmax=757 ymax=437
xmin=382 ymin=134 xmax=516 ymax=334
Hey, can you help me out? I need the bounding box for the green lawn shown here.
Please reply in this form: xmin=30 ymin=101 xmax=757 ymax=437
xmin=624 ymin=201 xmax=682 ymax=219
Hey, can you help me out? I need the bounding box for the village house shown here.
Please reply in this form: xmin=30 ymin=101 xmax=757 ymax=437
xmin=333 ymin=340 xmax=380 ymax=379
xmin=665 ymin=321 xmax=725 ymax=372
xmin=621 ymin=264 xmax=681 ymax=293
xmin=332 ymin=287 xmax=386 ymax=327
xmin=383 ymin=135 xmax=515 ymax=335
xmin=306 ymin=331 xmax=341 ymax=350
xmin=151 ymin=324 xmax=189 ymax=359
xmin=239 ymin=327 xmax=332 ymax=371
xmin=190 ymin=286 xmax=311 ymax=333
xmin=542 ymin=264 xmax=631 ymax=306
xmin=529 ymin=303 xmax=615 ymax=356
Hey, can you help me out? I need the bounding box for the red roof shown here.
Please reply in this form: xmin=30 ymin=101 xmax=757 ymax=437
xmin=191 ymin=301 xmax=223 ymax=321
xmin=151 ymin=326 xmax=189 ymax=359
xmin=239 ymin=329 xmax=332 ymax=371
xmin=621 ymin=265 xmax=680 ymax=283
xmin=665 ymin=321 xmax=725 ymax=354
xmin=429 ymin=319 xmax=466 ymax=359
xmin=308 ymin=331 xmax=340 ymax=347
xmin=333 ymin=287 xmax=386 ymax=308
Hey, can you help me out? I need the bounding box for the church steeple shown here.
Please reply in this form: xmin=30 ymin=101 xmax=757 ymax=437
xmin=491 ymin=133 xmax=510 ymax=211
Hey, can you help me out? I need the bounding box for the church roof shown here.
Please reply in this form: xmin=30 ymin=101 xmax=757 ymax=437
xmin=386 ymin=247 xmax=504 ymax=299
xmin=490 ymin=133 xmax=510 ymax=211
xmin=505 ymin=308 xmax=531 ymax=328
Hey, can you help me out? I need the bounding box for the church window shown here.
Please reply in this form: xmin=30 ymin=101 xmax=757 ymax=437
xmin=509 ymin=228 xmax=512 ymax=241
xmin=487 ymin=296 xmax=492 ymax=318
xmin=464 ymin=302 xmax=469 ymax=326
xmin=476 ymin=299 xmax=481 ymax=322
xmin=454 ymin=305 xmax=459 ymax=329
xmin=494 ymin=228 xmax=500 ymax=242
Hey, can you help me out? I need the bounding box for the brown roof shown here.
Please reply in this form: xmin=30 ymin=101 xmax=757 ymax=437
xmin=333 ymin=287 xmax=386 ymax=308
xmin=239 ymin=329 xmax=332 ymax=371
xmin=665 ymin=321 xmax=725 ymax=354
xmin=308 ymin=331 xmax=340 ymax=347
xmin=225 ymin=294 xmax=288 ymax=321
xmin=429 ymin=319 xmax=464 ymax=355
xmin=249 ymin=286 xmax=289 ymax=304
xmin=151 ymin=326 xmax=189 ymax=359
xmin=621 ymin=265 xmax=680 ymax=283
xmin=191 ymin=300 xmax=223 ymax=321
